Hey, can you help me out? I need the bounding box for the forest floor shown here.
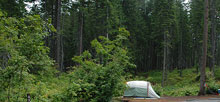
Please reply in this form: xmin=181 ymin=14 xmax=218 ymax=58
xmin=121 ymin=95 xmax=220 ymax=102
xmin=110 ymin=68 xmax=220 ymax=102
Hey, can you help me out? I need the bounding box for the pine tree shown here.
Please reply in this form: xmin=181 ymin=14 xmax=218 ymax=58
xmin=122 ymin=0 xmax=148 ymax=72
xmin=151 ymin=0 xmax=175 ymax=87
xmin=199 ymin=0 xmax=209 ymax=96
xmin=190 ymin=0 xmax=204 ymax=72
xmin=175 ymin=0 xmax=191 ymax=76
xmin=210 ymin=0 xmax=216 ymax=76
xmin=0 ymin=0 xmax=26 ymax=17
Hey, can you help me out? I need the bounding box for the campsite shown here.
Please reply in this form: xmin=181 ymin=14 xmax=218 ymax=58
xmin=119 ymin=68 xmax=220 ymax=101
xmin=1 ymin=0 xmax=220 ymax=102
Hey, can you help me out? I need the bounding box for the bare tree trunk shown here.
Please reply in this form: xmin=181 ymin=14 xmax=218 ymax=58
xmin=50 ymin=3 xmax=56 ymax=59
xmin=106 ymin=0 xmax=109 ymax=39
xmin=198 ymin=0 xmax=209 ymax=96
xmin=210 ymin=0 xmax=216 ymax=76
xmin=79 ymin=11 xmax=84 ymax=55
xmin=162 ymin=32 xmax=167 ymax=87
xmin=56 ymin=0 xmax=61 ymax=70
xmin=60 ymin=35 xmax=64 ymax=70
xmin=55 ymin=0 xmax=63 ymax=71
xmin=61 ymin=13 xmax=65 ymax=71
xmin=179 ymin=30 xmax=183 ymax=77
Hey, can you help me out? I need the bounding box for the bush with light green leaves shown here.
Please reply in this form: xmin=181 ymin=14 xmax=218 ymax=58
xmin=0 ymin=11 xmax=54 ymax=101
xmin=62 ymin=28 xmax=135 ymax=102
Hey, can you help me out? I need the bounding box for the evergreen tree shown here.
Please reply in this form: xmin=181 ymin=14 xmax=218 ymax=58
xmin=122 ymin=0 xmax=148 ymax=72
xmin=175 ymin=0 xmax=191 ymax=76
xmin=199 ymin=0 xmax=209 ymax=96
xmin=151 ymin=0 xmax=175 ymax=87
xmin=210 ymin=0 xmax=217 ymax=76
xmin=190 ymin=0 xmax=204 ymax=71
xmin=0 ymin=0 xmax=26 ymax=17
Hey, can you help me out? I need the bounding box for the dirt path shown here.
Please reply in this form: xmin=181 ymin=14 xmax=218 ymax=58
xmin=122 ymin=95 xmax=220 ymax=102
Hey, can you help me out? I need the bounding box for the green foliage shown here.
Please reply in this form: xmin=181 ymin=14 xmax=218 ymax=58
xmin=0 ymin=0 xmax=26 ymax=17
xmin=122 ymin=0 xmax=149 ymax=72
xmin=205 ymin=71 xmax=220 ymax=94
xmin=190 ymin=0 xmax=204 ymax=66
xmin=214 ymin=68 xmax=220 ymax=80
xmin=2 ymin=0 xmax=220 ymax=100
xmin=132 ymin=68 xmax=220 ymax=97
xmin=62 ymin=28 xmax=135 ymax=102
xmin=0 ymin=11 xmax=54 ymax=101
xmin=206 ymin=79 xmax=220 ymax=94
xmin=147 ymin=70 xmax=163 ymax=84
xmin=153 ymin=84 xmax=199 ymax=97
xmin=132 ymin=68 xmax=202 ymax=97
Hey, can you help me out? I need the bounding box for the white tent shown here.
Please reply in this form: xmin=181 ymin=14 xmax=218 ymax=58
xmin=124 ymin=81 xmax=160 ymax=98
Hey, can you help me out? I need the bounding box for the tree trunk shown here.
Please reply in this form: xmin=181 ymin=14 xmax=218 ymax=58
xmin=162 ymin=32 xmax=167 ymax=87
xmin=106 ymin=0 xmax=109 ymax=39
xmin=50 ymin=3 xmax=56 ymax=60
xmin=55 ymin=0 xmax=63 ymax=71
xmin=61 ymin=13 xmax=65 ymax=71
xmin=79 ymin=10 xmax=84 ymax=55
xmin=179 ymin=30 xmax=183 ymax=77
xmin=198 ymin=0 xmax=209 ymax=96
xmin=210 ymin=0 xmax=216 ymax=76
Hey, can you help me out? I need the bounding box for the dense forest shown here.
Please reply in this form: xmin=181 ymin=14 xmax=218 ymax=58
xmin=1 ymin=0 xmax=220 ymax=101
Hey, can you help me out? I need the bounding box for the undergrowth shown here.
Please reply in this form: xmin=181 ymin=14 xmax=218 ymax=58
xmin=20 ymin=68 xmax=220 ymax=101
xmin=2 ymin=68 xmax=220 ymax=101
xmin=129 ymin=68 xmax=220 ymax=97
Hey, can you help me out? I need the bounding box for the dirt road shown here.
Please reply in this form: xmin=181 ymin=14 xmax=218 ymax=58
xmin=122 ymin=95 xmax=220 ymax=102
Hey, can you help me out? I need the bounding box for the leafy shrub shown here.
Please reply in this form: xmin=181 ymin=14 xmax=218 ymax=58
xmin=156 ymin=85 xmax=199 ymax=96
xmin=214 ymin=68 xmax=220 ymax=80
xmin=147 ymin=70 xmax=162 ymax=84
xmin=152 ymin=84 xmax=163 ymax=96
xmin=0 ymin=11 xmax=54 ymax=101
xmin=206 ymin=75 xmax=220 ymax=94
xmin=137 ymin=68 xmax=201 ymax=97
xmin=63 ymin=28 xmax=135 ymax=102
